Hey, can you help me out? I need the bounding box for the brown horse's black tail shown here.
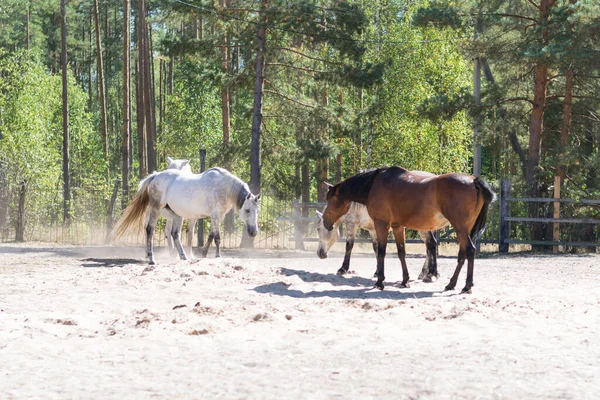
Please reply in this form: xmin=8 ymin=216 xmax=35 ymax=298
xmin=470 ymin=177 xmax=497 ymax=241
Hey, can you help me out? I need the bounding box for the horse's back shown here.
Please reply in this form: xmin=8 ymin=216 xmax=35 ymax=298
xmin=163 ymin=167 xmax=241 ymax=219
xmin=367 ymin=167 xmax=466 ymax=230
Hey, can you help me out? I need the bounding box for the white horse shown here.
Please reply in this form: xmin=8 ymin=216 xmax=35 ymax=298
xmin=115 ymin=167 xmax=260 ymax=264
xmin=162 ymin=157 xmax=196 ymax=254
xmin=316 ymin=202 xmax=439 ymax=281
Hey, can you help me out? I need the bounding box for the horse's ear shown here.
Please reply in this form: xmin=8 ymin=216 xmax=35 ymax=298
xmin=325 ymin=182 xmax=336 ymax=199
xmin=167 ymin=156 xmax=174 ymax=163
xmin=315 ymin=210 xmax=323 ymax=219
xmin=181 ymin=160 xmax=190 ymax=167
xmin=255 ymin=194 xmax=261 ymax=202
xmin=246 ymin=193 xmax=252 ymax=201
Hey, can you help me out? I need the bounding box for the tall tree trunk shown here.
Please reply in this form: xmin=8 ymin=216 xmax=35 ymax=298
xmin=220 ymin=0 xmax=231 ymax=159
xmin=557 ymin=66 xmax=574 ymax=182
xmin=317 ymin=89 xmax=329 ymax=202
xmin=249 ymin=0 xmax=267 ymax=195
xmin=93 ymin=0 xmax=109 ymax=180
xmin=88 ymin=13 xmax=93 ymax=110
xmin=335 ymin=91 xmax=343 ymax=183
xmin=557 ymin=0 xmax=577 ymax=184
xmin=60 ymin=0 xmax=71 ymax=223
xmin=244 ymin=0 xmax=268 ymax=248
xmin=141 ymin=6 xmax=156 ymax=173
xmin=136 ymin=59 xmax=147 ymax=177
xmin=122 ymin=0 xmax=131 ymax=205
xmin=26 ymin=2 xmax=30 ymax=50
xmin=526 ymin=0 xmax=555 ymax=249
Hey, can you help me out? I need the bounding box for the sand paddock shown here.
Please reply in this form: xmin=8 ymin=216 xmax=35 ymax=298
xmin=1 ymin=243 xmax=599 ymax=399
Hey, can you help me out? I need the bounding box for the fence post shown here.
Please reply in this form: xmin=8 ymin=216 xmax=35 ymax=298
xmin=105 ymin=178 xmax=121 ymax=244
xmin=293 ymin=199 xmax=305 ymax=250
xmin=15 ymin=180 xmax=27 ymax=242
xmin=197 ymin=149 xmax=206 ymax=248
xmin=553 ymin=175 xmax=561 ymax=254
xmin=0 ymin=158 xmax=7 ymax=231
xmin=498 ymin=178 xmax=510 ymax=253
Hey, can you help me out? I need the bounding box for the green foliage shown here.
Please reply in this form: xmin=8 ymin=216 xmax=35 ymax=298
xmin=0 ymin=50 xmax=99 ymax=222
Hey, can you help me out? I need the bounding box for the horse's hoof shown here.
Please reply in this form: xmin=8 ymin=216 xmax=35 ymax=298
xmin=423 ymin=274 xmax=438 ymax=283
xmin=374 ymin=282 xmax=384 ymax=290
xmin=461 ymin=287 xmax=472 ymax=294
xmin=444 ymin=284 xmax=455 ymax=291
xmin=148 ymin=260 xmax=156 ymax=266
xmin=336 ymin=269 xmax=347 ymax=276
xmin=399 ymin=282 xmax=410 ymax=288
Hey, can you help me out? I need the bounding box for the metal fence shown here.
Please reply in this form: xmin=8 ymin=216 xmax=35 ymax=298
xmin=1 ymin=178 xmax=598 ymax=253
xmin=0 ymin=182 xmax=301 ymax=250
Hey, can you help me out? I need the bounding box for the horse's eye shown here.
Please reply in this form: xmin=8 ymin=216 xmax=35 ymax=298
xmin=245 ymin=209 xmax=250 ymax=214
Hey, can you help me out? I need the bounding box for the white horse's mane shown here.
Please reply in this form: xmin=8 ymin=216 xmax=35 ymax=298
xmin=206 ymin=167 xmax=251 ymax=209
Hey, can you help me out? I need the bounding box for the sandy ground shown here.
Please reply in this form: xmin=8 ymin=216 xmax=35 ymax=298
xmin=1 ymin=243 xmax=599 ymax=400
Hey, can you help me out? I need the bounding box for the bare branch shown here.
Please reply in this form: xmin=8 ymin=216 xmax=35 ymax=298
xmin=498 ymin=97 xmax=534 ymax=105
xmin=266 ymin=63 xmax=325 ymax=74
xmin=264 ymin=89 xmax=316 ymax=108
xmin=482 ymin=13 xmax=538 ymax=23
xmin=272 ymin=47 xmax=342 ymax=65
xmin=527 ymin=0 xmax=540 ymax=9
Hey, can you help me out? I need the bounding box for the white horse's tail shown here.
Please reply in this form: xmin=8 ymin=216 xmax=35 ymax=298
xmin=114 ymin=173 xmax=157 ymax=239
xmin=137 ymin=171 xmax=158 ymax=191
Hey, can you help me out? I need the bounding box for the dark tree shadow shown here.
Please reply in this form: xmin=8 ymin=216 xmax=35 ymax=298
xmin=81 ymin=258 xmax=144 ymax=268
xmin=252 ymin=281 xmax=451 ymax=300
xmin=279 ymin=267 xmax=376 ymax=287
xmin=256 ymin=267 xmax=457 ymax=300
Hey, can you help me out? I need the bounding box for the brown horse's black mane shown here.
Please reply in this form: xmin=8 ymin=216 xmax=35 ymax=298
xmin=333 ymin=166 xmax=407 ymax=204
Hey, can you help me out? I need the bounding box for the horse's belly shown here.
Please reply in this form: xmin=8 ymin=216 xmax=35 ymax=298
xmin=402 ymin=213 xmax=449 ymax=231
xmin=165 ymin=188 xmax=212 ymax=219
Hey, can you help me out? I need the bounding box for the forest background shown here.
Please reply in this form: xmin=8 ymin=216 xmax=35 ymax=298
xmin=0 ymin=0 xmax=599 ymax=247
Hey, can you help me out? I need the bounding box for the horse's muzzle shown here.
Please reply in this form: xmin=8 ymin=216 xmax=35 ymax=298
xmin=323 ymin=219 xmax=334 ymax=231
xmin=317 ymin=249 xmax=328 ymax=259
xmin=248 ymin=227 xmax=258 ymax=237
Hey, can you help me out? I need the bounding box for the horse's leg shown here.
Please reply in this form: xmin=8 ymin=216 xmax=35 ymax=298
xmin=420 ymin=231 xmax=439 ymax=283
xmin=374 ymin=221 xmax=389 ymax=290
xmin=461 ymin=235 xmax=477 ymax=294
xmin=187 ymin=219 xmax=197 ymax=259
xmin=164 ymin=218 xmax=175 ymax=254
xmin=170 ymin=215 xmax=188 ymax=261
xmin=145 ymin=208 xmax=160 ymax=265
xmin=445 ymin=230 xmax=471 ymax=291
xmin=392 ymin=226 xmax=410 ymax=288
xmin=337 ymin=223 xmax=357 ymax=275
xmin=368 ymin=228 xmax=378 ymax=277
xmin=213 ymin=223 xmax=222 ymax=258
xmin=201 ymin=231 xmax=214 ymax=258
xmin=417 ymin=231 xmax=429 ymax=280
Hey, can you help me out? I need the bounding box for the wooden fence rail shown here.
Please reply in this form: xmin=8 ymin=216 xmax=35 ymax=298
xmin=498 ymin=178 xmax=600 ymax=252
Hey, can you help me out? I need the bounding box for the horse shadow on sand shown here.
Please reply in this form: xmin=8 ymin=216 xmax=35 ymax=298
xmin=81 ymin=258 xmax=145 ymax=268
xmin=253 ymin=267 xmax=456 ymax=300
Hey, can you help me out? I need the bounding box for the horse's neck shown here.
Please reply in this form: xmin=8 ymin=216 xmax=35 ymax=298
xmin=234 ymin=184 xmax=249 ymax=210
xmin=338 ymin=169 xmax=383 ymax=205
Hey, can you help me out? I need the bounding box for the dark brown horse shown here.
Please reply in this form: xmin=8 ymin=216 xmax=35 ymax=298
xmin=322 ymin=166 xmax=495 ymax=293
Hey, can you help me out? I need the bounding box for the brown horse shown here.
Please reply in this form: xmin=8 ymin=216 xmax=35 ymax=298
xmin=322 ymin=166 xmax=495 ymax=293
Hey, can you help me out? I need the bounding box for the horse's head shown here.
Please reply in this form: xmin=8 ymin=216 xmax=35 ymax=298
xmin=315 ymin=209 xmax=339 ymax=259
xmin=322 ymin=183 xmax=350 ymax=231
xmin=239 ymin=192 xmax=260 ymax=237
xmin=167 ymin=157 xmax=192 ymax=173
